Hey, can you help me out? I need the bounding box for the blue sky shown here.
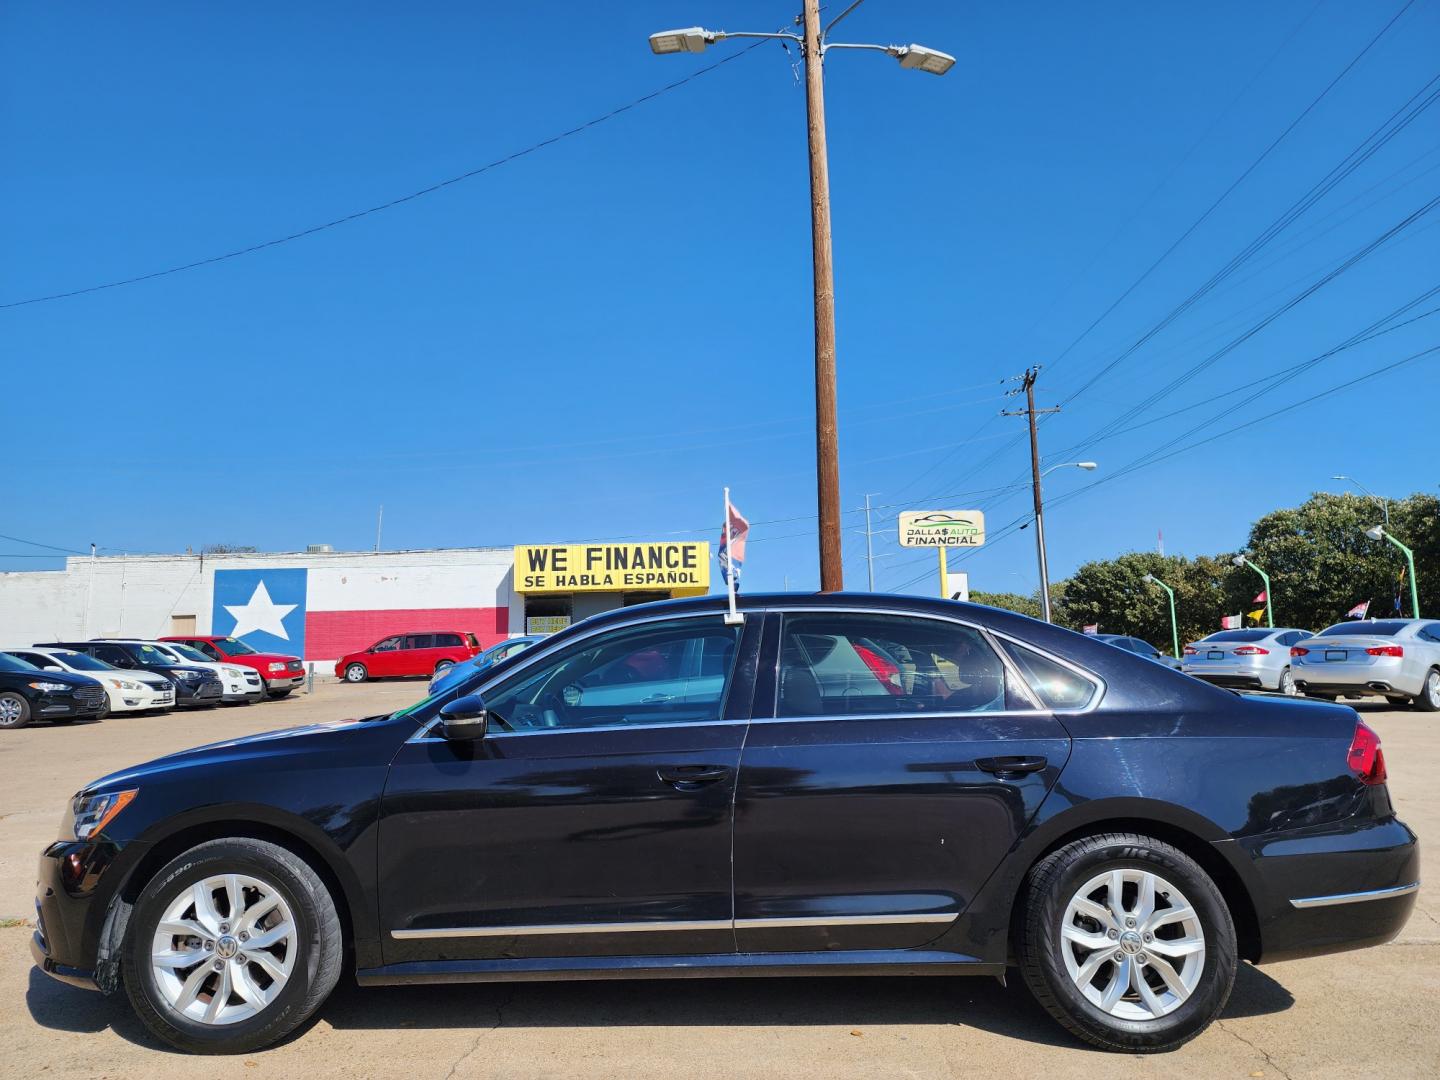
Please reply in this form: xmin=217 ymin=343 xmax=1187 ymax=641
xmin=3 ymin=1 xmax=1437 ymax=595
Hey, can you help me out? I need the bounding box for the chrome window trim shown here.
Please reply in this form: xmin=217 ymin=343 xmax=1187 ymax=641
xmin=408 ymin=717 xmax=749 ymax=745
xmin=765 ymin=605 xmax=1104 ymax=720
xmin=1288 ymin=881 xmax=1419 ymax=909
xmin=407 ymin=609 xmax=748 ymax=744
xmin=392 ymin=911 xmax=956 ymax=940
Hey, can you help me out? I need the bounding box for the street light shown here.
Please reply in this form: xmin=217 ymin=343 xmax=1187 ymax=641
xmin=1030 ymin=461 xmax=1097 ymax=622
xmin=1231 ymin=553 xmax=1273 ymax=628
xmin=1142 ymin=573 xmax=1181 ymax=660
xmin=1365 ymin=525 xmax=1420 ymax=617
xmin=650 ymin=1 xmax=953 ymax=592
xmin=1332 ymin=474 xmax=1390 ymax=526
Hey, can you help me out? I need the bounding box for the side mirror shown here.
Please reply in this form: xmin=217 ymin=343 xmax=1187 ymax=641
xmin=45 ymin=665 xmax=64 ymax=672
xmin=439 ymin=694 xmax=489 ymax=741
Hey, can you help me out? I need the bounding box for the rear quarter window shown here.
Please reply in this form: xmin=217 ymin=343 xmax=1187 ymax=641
xmin=998 ymin=640 xmax=1099 ymax=711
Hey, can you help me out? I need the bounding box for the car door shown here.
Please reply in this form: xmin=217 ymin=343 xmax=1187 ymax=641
xmin=378 ymin=611 xmax=762 ymax=964
xmin=731 ymin=609 xmax=1077 ymax=953
xmin=397 ymin=634 xmax=435 ymax=676
xmin=366 ymin=635 xmax=404 ymax=677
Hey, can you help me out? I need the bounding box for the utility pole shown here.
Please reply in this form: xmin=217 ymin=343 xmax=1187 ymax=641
xmin=1003 ymin=368 xmax=1061 ymax=622
xmin=862 ymin=492 xmax=879 ymax=591
xmin=375 ymin=505 xmax=383 ymax=552
xmin=803 ymin=0 xmax=842 ymax=593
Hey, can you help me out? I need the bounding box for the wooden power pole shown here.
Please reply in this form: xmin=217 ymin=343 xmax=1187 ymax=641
xmin=1004 ymin=368 xmax=1062 ymax=621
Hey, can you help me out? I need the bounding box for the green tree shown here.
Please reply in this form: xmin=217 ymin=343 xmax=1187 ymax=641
xmin=1058 ymin=552 xmax=1231 ymax=652
xmin=970 ymin=590 xmax=1043 ymax=619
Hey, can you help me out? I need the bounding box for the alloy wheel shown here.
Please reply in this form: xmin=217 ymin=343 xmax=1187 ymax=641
xmin=1279 ymin=669 xmax=1297 ymax=696
xmin=0 ymin=697 xmax=23 ymax=727
xmin=1427 ymin=670 xmax=1440 ymax=708
xmin=150 ymin=873 xmax=298 ymax=1026
xmin=1059 ymin=868 xmax=1206 ymax=1021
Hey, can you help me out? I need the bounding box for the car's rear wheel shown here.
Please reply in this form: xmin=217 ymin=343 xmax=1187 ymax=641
xmin=433 ymin=659 xmax=454 ymax=675
xmin=1276 ymin=667 xmax=1297 ymax=696
xmin=1017 ymin=832 xmax=1236 ymax=1053
xmin=123 ymin=838 xmax=343 ymax=1054
xmin=344 ymin=664 xmax=367 ymax=683
xmin=1412 ymin=668 xmax=1440 ymax=712
xmin=0 ymin=692 xmax=31 ymax=730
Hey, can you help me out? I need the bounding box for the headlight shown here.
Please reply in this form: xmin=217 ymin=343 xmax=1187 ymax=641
xmin=107 ymin=678 xmax=143 ymax=690
xmin=72 ymin=789 xmax=138 ymax=841
xmin=175 ymin=669 xmax=201 ymax=680
xmin=224 ymin=667 xmax=244 ymax=679
xmin=268 ymin=662 xmax=286 ymax=673
xmin=28 ymin=681 xmax=71 ymax=692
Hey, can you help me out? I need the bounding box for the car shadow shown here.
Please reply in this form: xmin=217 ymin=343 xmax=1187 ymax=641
xmin=26 ymin=962 xmax=1293 ymax=1053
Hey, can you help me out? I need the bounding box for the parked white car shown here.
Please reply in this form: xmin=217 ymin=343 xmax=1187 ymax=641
xmin=100 ymin=639 xmax=264 ymax=704
xmin=4 ymin=646 xmax=175 ymax=716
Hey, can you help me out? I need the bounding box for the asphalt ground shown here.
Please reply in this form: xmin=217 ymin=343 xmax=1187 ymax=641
xmin=1 ymin=683 xmax=1434 ymax=1079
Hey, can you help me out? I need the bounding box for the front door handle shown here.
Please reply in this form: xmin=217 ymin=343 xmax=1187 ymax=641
xmin=975 ymin=755 xmax=1048 ymax=778
xmin=657 ymin=765 xmax=730 ymax=790
xmin=641 ymin=693 xmax=675 ymax=704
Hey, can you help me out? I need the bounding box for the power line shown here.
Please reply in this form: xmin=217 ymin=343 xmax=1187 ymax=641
xmin=0 ymin=531 xmax=88 ymax=555
xmin=0 ymin=42 xmax=770 ymax=310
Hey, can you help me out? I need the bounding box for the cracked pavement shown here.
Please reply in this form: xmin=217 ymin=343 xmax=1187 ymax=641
xmin=1 ymin=684 xmax=1434 ymax=1079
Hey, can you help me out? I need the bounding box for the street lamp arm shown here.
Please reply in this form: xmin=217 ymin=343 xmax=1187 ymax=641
xmin=821 ymin=42 xmax=897 ymax=54
xmin=823 ymin=0 xmax=869 ymax=36
xmin=716 ymin=31 xmax=803 ymax=43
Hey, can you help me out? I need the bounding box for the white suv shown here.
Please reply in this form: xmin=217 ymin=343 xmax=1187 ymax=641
xmin=5 ymin=646 xmax=175 ymax=716
xmin=103 ymin=639 xmax=264 ymax=704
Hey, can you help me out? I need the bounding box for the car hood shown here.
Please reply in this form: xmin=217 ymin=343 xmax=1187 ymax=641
xmin=81 ymin=713 xmax=414 ymax=794
xmin=1 ymin=668 xmax=100 ymax=689
xmin=241 ymin=652 xmax=301 ymax=664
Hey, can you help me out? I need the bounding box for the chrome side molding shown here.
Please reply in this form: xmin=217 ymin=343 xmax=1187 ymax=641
xmin=392 ymin=911 xmax=956 ymax=940
xmin=1288 ymin=881 xmax=1420 ymax=909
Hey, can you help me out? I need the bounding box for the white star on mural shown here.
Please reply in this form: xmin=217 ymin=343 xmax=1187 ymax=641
xmin=224 ymin=581 xmax=297 ymax=640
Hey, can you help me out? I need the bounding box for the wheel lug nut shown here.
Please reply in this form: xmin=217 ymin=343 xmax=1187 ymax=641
xmin=1106 ymin=929 xmax=1118 ymax=939
xmin=1125 ymin=918 xmax=1136 ymax=928
xmin=235 ymin=954 xmax=248 ymax=964
xmin=238 ymin=931 xmax=249 ymax=942
xmin=219 ymin=923 xmax=229 ymax=933
xmin=1143 ymin=933 xmax=1152 ymax=942
xmin=1137 ymin=954 xmax=1148 ymax=965
xmin=204 ymin=940 xmax=214 ymax=950
xmin=213 ymin=960 xmax=224 ymax=971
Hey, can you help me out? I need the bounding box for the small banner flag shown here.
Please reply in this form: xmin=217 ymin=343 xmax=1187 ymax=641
xmin=1345 ymin=600 xmax=1371 ymax=620
xmin=718 ymin=496 xmax=750 ymax=590
xmin=1395 ymin=567 xmax=1407 ymax=615
xmin=1246 ymin=608 xmax=1266 ymax=625
xmin=1220 ymin=614 xmax=1242 ymax=629
xmin=1082 ymin=624 xmax=1098 ymax=635
xmin=1253 ymin=590 xmax=1267 ymax=604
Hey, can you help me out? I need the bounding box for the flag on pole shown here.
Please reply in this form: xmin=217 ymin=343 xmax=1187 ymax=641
xmin=1394 ymin=567 xmax=1407 ymax=615
xmin=1082 ymin=624 xmax=1098 ymax=635
xmin=1253 ymin=591 xmax=1267 ymax=604
xmin=1220 ymin=614 xmax=1242 ymax=629
xmin=1345 ymin=600 xmax=1370 ymax=620
xmin=718 ymin=496 xmax=749 ymax=590
xmin=1246 ymin=607 xmax=1265 ymax=625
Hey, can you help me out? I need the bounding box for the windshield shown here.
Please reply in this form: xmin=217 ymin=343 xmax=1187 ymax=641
xmin=217 ymin=637 xmax=258 ymax=655
xmin=0 ymin=652 xmax=40 ymax=672
xmin=166 ymin=643 xmax=213 ymax=663
xmin=49 ymin=650 xmax=113 ymax=671
xmin=131 ymin=643 xmax=181 ymax=664
xmin=1200 ymin=630 xmax=1271 ymax=643
xmin=1317 ymin=621 xmax=1407 ymax=637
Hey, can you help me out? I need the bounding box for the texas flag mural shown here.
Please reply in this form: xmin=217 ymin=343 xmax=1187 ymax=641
xmin=212 ymin=566 xmax=508 ymax=662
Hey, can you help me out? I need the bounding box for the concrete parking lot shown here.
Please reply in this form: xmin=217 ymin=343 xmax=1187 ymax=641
xmin=1 ymin=684 xmax=1434 ymax=1079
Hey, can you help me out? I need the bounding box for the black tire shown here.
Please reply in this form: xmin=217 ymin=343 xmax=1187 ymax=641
xmin=1017 ymin=832 xmax=1236 ymax=1053
xmin=0 ymin=691 xmax=31 ymax=730
xmin=434 ymin=659 xmax=454 ymax=675
xmin=343 ymin=663 xmax=368 ymax=684
xmin=123 ymin=837 xmax=343 ymax=1055
xmin=268 ymin=688 xmax=293 ymax=699
xmin=1412 ymin=668 xmax=1440 ymax=712
xmin=96 ymin=700 xmax=112 ymax=720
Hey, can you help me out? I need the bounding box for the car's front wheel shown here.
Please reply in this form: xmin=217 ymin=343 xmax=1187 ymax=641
xmin=0 ymin=691 xmax=31 ymax=730
xmin=1412 ymin=668 xmax=1440 ymax=712
xmin=1017 ymin=832 xmax=1236 ymax=1053
xmin=343 ymin=663 xmax=368 ymax=683
xmin=123 ymin=837 xmax=343 ymax=1054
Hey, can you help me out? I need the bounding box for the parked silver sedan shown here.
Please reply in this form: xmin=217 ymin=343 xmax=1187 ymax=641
xmin=1181 ymin=628 xmax=1313 ymax=695
xmin=1290 ymin=618 xmax=1440 ymax=710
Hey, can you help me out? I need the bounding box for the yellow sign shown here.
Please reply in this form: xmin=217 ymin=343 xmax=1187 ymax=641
xmin=514 ymin=542 xmax=710 ymax=594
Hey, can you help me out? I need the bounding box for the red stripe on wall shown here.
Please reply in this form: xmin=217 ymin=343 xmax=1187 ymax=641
xmin=304 ymin=607 xmax=507 ymax=661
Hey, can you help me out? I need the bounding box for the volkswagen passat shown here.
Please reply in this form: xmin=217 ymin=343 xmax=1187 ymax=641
xmin=1181 ymin=628 xmax=1314 ymax=695
xmin=31 ymin=595 xmax=1418 ymax=1054
xmin=1291 ymin=618 xmax=1440 ymax=709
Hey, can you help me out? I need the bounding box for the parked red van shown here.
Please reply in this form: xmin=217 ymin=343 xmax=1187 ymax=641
xmin=334 ymin=631 xmax=481 ymax=682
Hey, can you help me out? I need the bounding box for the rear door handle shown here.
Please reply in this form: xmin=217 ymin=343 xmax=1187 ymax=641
xmin=657 ymin=765 xmax=730 ymax=790
xmin=975 ymin=755 xmax=1048 ymax=777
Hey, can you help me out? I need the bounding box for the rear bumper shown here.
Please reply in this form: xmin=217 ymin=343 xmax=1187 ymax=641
xmin=1292 ymin=661 xmax=1419 ymax=697
xmin=1227 ymin=814 xmax=1419 ymax=963
xmin=1187 ymin=672 xmax=1267 ymax=690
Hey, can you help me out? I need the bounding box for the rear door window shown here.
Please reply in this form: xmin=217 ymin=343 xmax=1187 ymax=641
xmin=998 ymin=640 xmax=1100 ymax=711
xmin=434 ymin=633 xmax=463 ymax=648
xmin=405 ymin=634 xmax=435 ymax=650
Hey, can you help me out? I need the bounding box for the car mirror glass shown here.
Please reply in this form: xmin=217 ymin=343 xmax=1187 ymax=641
xmin=439 ymin=694 xmax=488 ymax=741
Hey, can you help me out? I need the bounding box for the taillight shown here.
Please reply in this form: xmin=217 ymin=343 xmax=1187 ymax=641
xmin=1366 ymin=645 xmax=1403 ymax=657
xmin=1347 ymin=721 xmax=1387 ymax=786
xmin=1290 ymin=646 xmax=1309 ymax=657
xmin=1233 ymin=646 xmax=1269 ymax=655
xmin=1183 ymin=646 xmax=1197 ymax=656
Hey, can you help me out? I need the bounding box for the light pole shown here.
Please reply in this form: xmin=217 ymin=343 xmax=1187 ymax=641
xmin=1231 ymin=554 xmax=1272 ymax=628
xmin=1365 ymin=525 xmax=1420 ymax=617
xmin=1030 ymin=461 xmax=1097 ymax=622
xmin=1142 ymin=573 xmax=1180 ymax=660
xmin=649 ymin=4 xmax=954 ymax=593
xmin=1332 ymin=474 xmax=1390 ymax=527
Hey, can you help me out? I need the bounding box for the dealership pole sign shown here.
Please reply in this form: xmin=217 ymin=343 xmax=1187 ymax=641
xmin=898 ymin=511 xmax=985 ymax=600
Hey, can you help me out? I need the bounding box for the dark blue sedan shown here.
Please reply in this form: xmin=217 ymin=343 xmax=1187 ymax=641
xmin=32 ymin=593 xmax=1417 ymax=1054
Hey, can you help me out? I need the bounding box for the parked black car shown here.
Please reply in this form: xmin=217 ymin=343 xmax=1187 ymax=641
xmin=1093 ymin=633 xmax=1184 ymax=670
xmin=36 ymin=641 xmax=223 ymax=709
xmin=31 ymin=595 xmax=1417 ymax=1055
xmin=0 ymin=651 xmax=107 ymax=729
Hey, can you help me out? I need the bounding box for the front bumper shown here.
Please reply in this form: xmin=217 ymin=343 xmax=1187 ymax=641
xmin=106 ymin=684 xmax=175 ymax=713
xmin=175 ymin=678 xmax=224 ymax=707
xmin=264 ymin=670 xmax=305 ymax=690
xmin=222 ymin=678 xmax=266 ymax=703
xmin=1229 ymin=814 xmax=1420 ymax=963
xmin=32 ymin=690 xmax=106 ymax=719
xmin=32 ymin=837 xmax=149 ymax=994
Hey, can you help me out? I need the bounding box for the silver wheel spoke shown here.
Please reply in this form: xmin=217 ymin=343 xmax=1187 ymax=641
xmin=1074 ymin=949 xmax=1110 ymax=986
xmin=249 ymin=949 xmax=287 ymax=982
xmin=240 ymin=893 xmax=280 ymax=932
xmin=191 ymin=883 xmax=223 ymax=934
xmin=224 ymin=874 xmax=244 ymax=923
xmin=1148 ymin=953 xmax=1191 ymax=1001
xmin=1134 ymin=873 xmax=1156 ymax=923
xmin=1071 ymin=897 xmax=1113 ymax=927
xmin=172 ymin=964 xmax=210 ymax=1012
xmin=1107 ymin=870 xmax=1125 ymax=916
xmin=1147 ymin=935 xmax=1205 ymax=958
xmin=1147 ymin=904 xmax=1195 ymax=931
xmin=203 ymin=965 xmax=231 ymax=1024
xmin=157 ymin=918 xmax=208 ymax=939
xmin=153 ymin=948 xmax=207 ymax=970
xmin=1134 ymin=968 xmax=1166 ymax=1016
xmin=245 ymin=922 xmax=294 ymax=951
xmin=231 ymin=964 xmax=268 ymax=1008
xmin=1100 ymin=957 xmax=1131 ymax=1010
xmin=1061 ymin=924 xmax=1111 ymax=951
